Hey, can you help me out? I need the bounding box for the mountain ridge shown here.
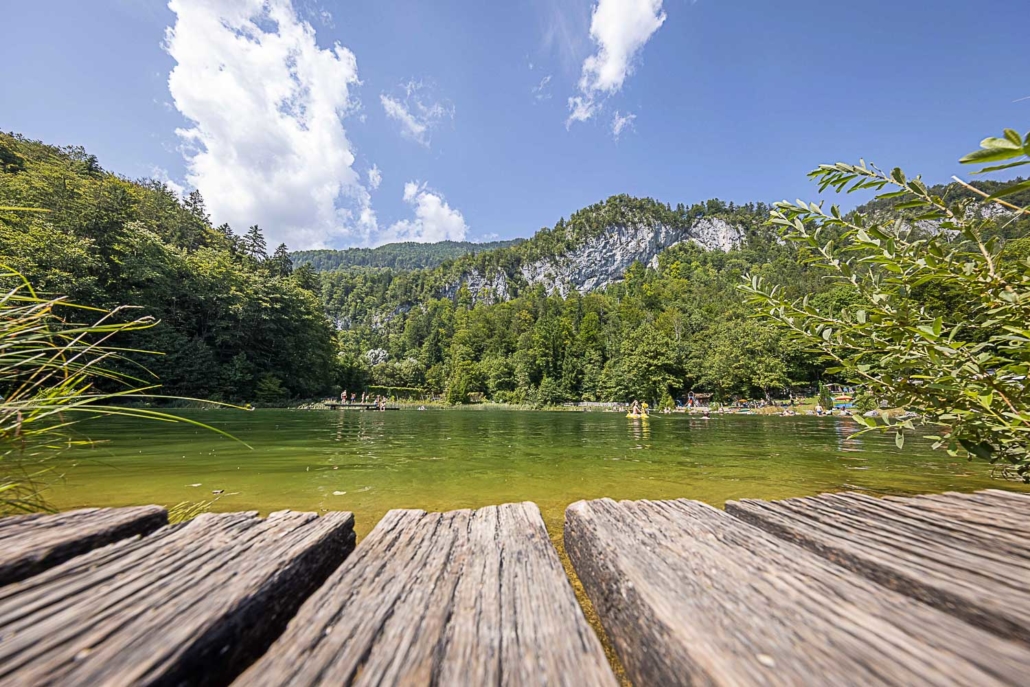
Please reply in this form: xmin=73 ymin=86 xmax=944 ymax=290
xmin=292 ymin=238 xmax=524 ymax=272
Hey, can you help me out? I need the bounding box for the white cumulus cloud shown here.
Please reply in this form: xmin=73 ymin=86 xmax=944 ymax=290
xmin=367 ymin=164 xmax=382 ymax=191
xmin=380 ymin=81 xmax=452 ymax=147
xmin=165 ymin=0 xmax=375 ymax=249
xmin=378 ymin=182 xmax=468 ymax=245
xmin=567 ymin=0 xmax=666 ymax=127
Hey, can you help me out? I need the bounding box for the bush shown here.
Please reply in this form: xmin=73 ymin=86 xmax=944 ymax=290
xmin=254 ymin=374 xmax=287 ymax=402
xmin=534 ymin=376 xmax=566 ymax=407
xmin=818 ymin=384 xmax=835 ymax=411
xmin=744 ymin=128 xmax=1030 ymax=479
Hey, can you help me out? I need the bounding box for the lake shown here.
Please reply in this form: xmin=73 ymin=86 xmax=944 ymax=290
xmin=46 ymin=407 xmax=1026 ymax=539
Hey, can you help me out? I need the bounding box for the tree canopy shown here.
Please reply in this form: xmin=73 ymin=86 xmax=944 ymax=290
xmin=0 ymin=132 xmax=337 ymax=402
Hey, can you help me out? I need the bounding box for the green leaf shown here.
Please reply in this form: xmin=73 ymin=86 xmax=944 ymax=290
xmin=971 ymin=160 xmax=1030 ymax=175
xmin=895 ymin=431 xmax=905 ymax=450
xmin=958 ymin=439 xmax=993 ymax=461
xmin=1003 ymin=129 xmax=1024 ymax=146
xmin=986 ymin=179 xmax=1030 ymax=201
xmin=959 ymin=147 xmax=1024 ymax=164
xmin=980 ymin=136 xmax=1022 ymax=150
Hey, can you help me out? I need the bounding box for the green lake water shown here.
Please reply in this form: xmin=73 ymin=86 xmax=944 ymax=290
xmin=46 ymin=407 xmax=1027 ymax=539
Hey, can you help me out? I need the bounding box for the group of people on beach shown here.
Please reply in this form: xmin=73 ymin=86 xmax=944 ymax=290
xmin=339 ymin=390 xmax=388 ymax=411
xmin=814 ymin=404 xmax=851 ymax=417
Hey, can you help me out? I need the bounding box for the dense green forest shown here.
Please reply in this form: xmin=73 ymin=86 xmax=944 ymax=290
xmin=3 ymin=131 xmax=1027 ymax=406
xmin=0 ymin=132 xmax=336 ymax=402
xmin=321 ymin=184 xmax=1029 ymax=406
xmin=292 ymin=239 xmax=523 ymax=272
xmin=326 ymin=214 xmax=829 ymax=405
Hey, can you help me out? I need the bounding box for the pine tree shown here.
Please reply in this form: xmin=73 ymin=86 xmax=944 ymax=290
xmin=292 ymin=263 xmax=320 ymax=292
xmin=268 ymin=243 xmax=293 ymax=277
xmin=184 ymin=190 xmax=209 ymax=223
xmin=243 ymin=225 xmax=267 ymax=261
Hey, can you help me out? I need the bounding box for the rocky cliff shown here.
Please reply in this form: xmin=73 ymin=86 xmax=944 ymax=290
xmin=445 ymin=216 xmax=743 ymax=302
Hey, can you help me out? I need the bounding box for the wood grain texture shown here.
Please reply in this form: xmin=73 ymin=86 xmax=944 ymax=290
xmin=726 ymin=489 xmax=1030 ymax=645
xmin=237 ymin=502 xmax=616 ymax=687
xmin=566 ymin=497 xmax=1030 ymax=687
xmin=0 ymin=509 xmax=355 ymax=687
xmin=0 ymin=506 xmax=167 ymax=586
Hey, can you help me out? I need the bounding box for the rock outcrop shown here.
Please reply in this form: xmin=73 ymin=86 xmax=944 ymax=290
xmin=439 ymin=269 xmax=511 ymax=303
xmin=445 ymin=216 xmax=743 ymax=302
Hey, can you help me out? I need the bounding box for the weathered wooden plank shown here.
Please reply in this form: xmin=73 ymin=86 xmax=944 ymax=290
xmin=236 ymin=502 xmax=616 ymax=687
xmin=566 ymin=497 xmax=1030 ymax=686
xmin=0 ymin=509 xmax=355 ymax=686
xmin=0 ymin=506 xmax=167 ymax=586
xmin=726 ymin=489 xmax=1030 ymax=645
xmin=886 ymin=489 xmax=1030 ymax=534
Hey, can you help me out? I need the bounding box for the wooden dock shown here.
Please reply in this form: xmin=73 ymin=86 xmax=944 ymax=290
xmin=325 ymin=402 xmax=402 ymax=411
xmin=0 ymin=489 xmax=1027 ymax=685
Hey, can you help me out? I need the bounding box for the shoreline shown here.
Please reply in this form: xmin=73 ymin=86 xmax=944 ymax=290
xmin=122 ymin=398 xmax=913 ymax=421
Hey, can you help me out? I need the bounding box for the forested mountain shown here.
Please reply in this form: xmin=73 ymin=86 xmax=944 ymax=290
xmin=3 ymin=130 xmax=1026 ymax=406
xmin=318 ymin=182 xmax=1029 ymax=405
xmin=292 ymin=239 xmax=523 ymax=272
xmin=0 ymin=132 xmax=336 ymax=402
xmin=316 ymin=196 xmax=826 ymax=403
xmin=318 ymin=195 xmax=766 ymax=326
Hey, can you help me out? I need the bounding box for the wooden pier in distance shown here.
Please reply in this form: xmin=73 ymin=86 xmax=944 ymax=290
xmin=325 ymin=401 xmax=401 ymax=411
xmin=0 ymin=489 xmax=1027 ymax=685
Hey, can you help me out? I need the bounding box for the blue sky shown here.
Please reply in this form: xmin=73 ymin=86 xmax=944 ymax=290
xmin=2 ymin=0 xmax=1027 ymax=249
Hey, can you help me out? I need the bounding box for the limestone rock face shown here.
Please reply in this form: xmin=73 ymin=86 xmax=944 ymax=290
xmin=689 ymin=217 xmax=745 ymax=252
xmin=446 ymin=216 xmax=744 ymax=301
xmin=440 ymin=269 xmax=511 ymax=304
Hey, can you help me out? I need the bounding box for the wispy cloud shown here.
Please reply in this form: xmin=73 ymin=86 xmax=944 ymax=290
xmin=380 ymin=81 xmax=453 ymax=147
xmin=611 ymin=111 xmax=636 ymax=139
xmin=537 ymin=0 xmax=590 ymax=76
xmin=567 ymin=0 xmax=666 ymax=127
xmin=367 ymin=164 xmax=382 ymax=191
xmin=533 ymin=74 xmax=553 ymax=101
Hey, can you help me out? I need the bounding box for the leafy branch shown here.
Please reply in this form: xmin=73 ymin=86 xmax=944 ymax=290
xmin=741 ymin=129 xmax=1030 ymax=480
